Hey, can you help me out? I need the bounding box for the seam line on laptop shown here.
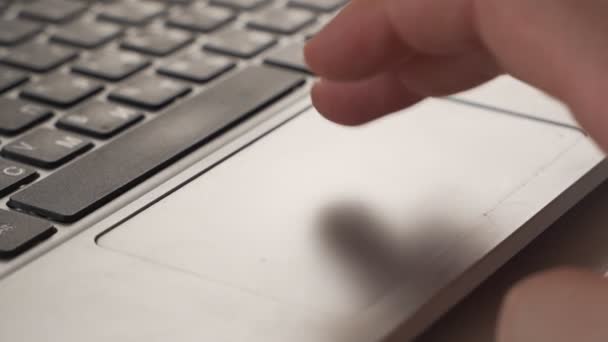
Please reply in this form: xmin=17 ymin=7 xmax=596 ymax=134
xmin=446 ymin=97 xmax=585 ymax=133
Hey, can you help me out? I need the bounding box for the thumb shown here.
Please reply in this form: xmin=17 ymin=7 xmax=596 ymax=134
xmin=497 ymin=267 xmax=608 ymax=342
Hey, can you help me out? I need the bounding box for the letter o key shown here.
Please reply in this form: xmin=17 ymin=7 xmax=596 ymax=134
xmin=3 ymin=166 xmax=24 ymax=177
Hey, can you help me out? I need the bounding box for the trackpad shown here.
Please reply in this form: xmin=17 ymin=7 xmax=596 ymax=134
xmin=98 ymin=99 xmax=582 ymax=316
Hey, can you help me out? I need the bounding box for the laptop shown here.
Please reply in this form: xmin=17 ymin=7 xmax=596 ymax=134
xmin=0 ymin=0 xmax=605 ymax=341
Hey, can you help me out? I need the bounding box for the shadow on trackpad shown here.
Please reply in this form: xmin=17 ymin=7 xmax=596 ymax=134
xmin=97 ymin=100 xmax=582 ymax=316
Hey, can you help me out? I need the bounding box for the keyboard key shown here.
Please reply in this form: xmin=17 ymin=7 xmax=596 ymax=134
xmin=57 ymin=101 xmax=143 ymax=139
xmin=289 ymin=0 xmax=347 ymax=12
xmin=68 ymin=0 xmax=115 ymax=3
xmin=121 ymin=29 xmax=193 ymax=57
xmin=210 ymin=0 xmax=270 ymax=10
xmin=303 ymin=19 xmax=328 ymax=39
xmin=0 ymin=209 xmax=55 ymax=259
xmin=247 ymin=8 xmax=315 ymax=35
xmin=158 ymin=54 xmax=235 ymax=83
xmin=10 ymin=66 xmax=305 ymax=222
xmin=0 ymin=42 xmax=77 ymax=73
xmin=0 ymin=98 xmax=52 ymax=135
xmin=20 ymin=0 xmax=87 ymax=23
xmin=50 ymin=21 xmax=122 ymax=49
xmin=72 ymin=51 xmax=150 ymax=82
xmin=166 ymin=5 xmax=235 ymax=33
xmin=0 ymin=0 xmax=10 ymax=12
xmin=21 ymin=74 xmax=103 ymax=108
xmin=264 ymin=42 xmax=311 ymax=74
xmin=156 ymin=0 xmax=192 ymax=4
xmin=97 ymin=2 xmax=165 ymax=26
xmin=204 ymin=29 xmax=276 ymax=58
xmin=2 ymin=128 xmax=93 ymax=168
xmin=0 ymin=19 xmax=42 ymax=46
xmin=109 ymin=75 xmax=191 ymax=110
xmin=0 ymin=160 xmax=39 ymax=198
xmin=0 ymin=67 xmax=28 ymax=93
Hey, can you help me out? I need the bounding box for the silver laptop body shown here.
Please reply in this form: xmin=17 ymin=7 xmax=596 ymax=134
xmin=0 ymin=1 xmax=605 ymax=341
xmin=0 ymin=75 xmax=605 ymax=341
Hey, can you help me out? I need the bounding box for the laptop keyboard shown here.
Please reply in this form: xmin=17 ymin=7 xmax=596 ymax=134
xmin=0 ymin=0 xmax=342 ymax=260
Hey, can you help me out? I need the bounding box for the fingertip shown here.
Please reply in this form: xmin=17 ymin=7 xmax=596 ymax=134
xmin=303 ymin=13 xmax=349 ymax=80
xmin=310 ymin=74 xmax=423 ymax=126
xmin=311 ymin=79 xmax=350 ymax=125
xmin=311 ymin=80 xmax=362 ymax=126
xmin=303 ymin=38 xmax=322 ymax=77
xmin=309 ymin=79 xmax=324 ymax=113
xmin=303 ymin=0 xmax=408 ymax=81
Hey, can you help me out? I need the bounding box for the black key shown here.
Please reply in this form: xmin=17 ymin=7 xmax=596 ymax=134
xmin=72 ymin=51 xmax=150 ymax=82
xmin=0 ymin=0 xmax=10 ymax=12
xmin=247 ymin=8 xmax=315 ymax=35
xmin=204 ymin=29 xmax=276 ymax=58
xmin=97 ymin=2 xmax=165 ymax=26
xmin=158 ymin=54 xmax=235 ymax=83
xmin=2 ymin=128 xmax=93 ymax=168
xmin=289 ymin=0 xmax=346 ymax=12
xmin=0 ymin=19 xmax=42 ymax=46
xmin=210 ymin=0 xmax=269 ymax=10
xmin=0 ymin=67 xmax=28 ymax=93
xmin=264 ymin=42 xmax=311 ymax=74
xmin=21 ymin=74 xmax=103 ymax=108
xmin=0 ymin=160 xmax=39 ymax=198
xmin=108 ymin=75 xmax=191 ymax=110
xmin=0 ymin=209 xmax=55 ymax=259
xmin=0 ymin=98 xmax=52 ymax=135
xmin=0 ymin=42 xmax=77 ymax=73
xmin=121 ymin=29 xmax=193 ymax=57
xmin=166 ymin=5 xmax=235 ymax=33
xmin=51 ymin=21 xmax=122 ymax=49
xmin=10 ymin=66 xmax=305 ymax=222
xmin=20 ymin=0 xmax=87 ymax=23
xmin=57 ymin=101 xmax=143 ymax=138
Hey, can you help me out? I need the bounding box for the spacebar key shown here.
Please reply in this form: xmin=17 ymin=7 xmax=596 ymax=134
xmin=9 ymin=66 xmax=305 ymax=222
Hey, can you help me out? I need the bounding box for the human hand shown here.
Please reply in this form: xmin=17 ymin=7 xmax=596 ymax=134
xmin=305 ymin=1 xmax=608 ymax=341
xmin=305 ymin=0 xmax=608 ymax=149
xmin=496 ymin=267 xmax=608 ymax=342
